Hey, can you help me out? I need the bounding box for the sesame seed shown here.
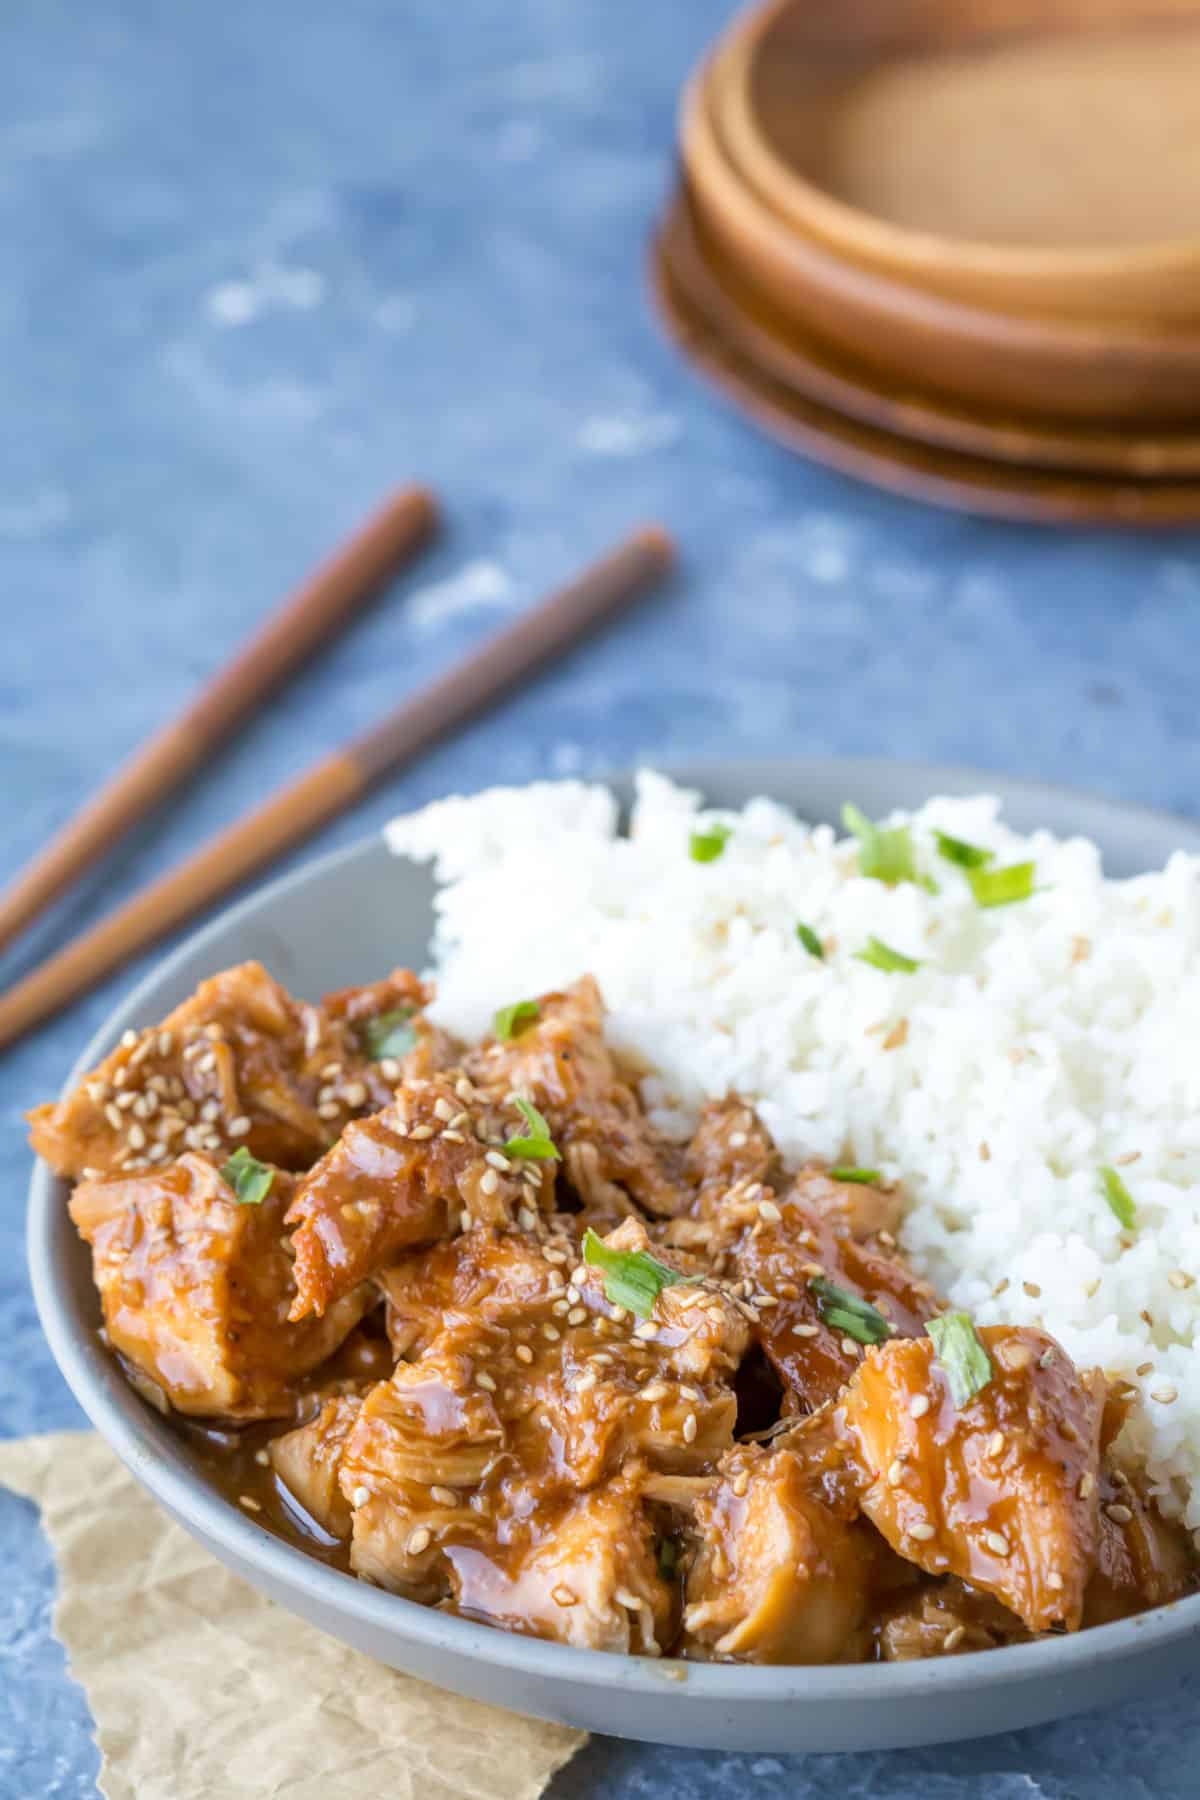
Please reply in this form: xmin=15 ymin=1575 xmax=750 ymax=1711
xmin=104 ymin=1103 xmax=123 ymax=1131
xmin=943 ymin=1625 xmax=966 ymax=1651
xmin=200 ymin=1099 xmax=221 ymax=1122
xmin=254 ymin=1449 xmax=270 ymax=1467
xmin=1169 ymin=1270 xmax=1194 ymax=1290
xmin=633 ymin=1322 xmax=658 ymax=1341
xmin=1106 ymin=1503 xmax=1134 ymax=1525
xmin=757 ymin=1198 xmax=782 ymax=1224
xmin=486 ymin=1150 xmax=511 ymax=1172
xmin=542 ymin=1323 xmax=560 ymax=1342
xmin=85 ymin=1081 xmax=110 ymax=1103
xmin=475 ymin=1371 xmax=497 ymax=1392
xmin=1023 ymin=1281 xmax=1041 ymax=1298
xmin=238 ymin=1495 xmax=261 ymax=1513
xmin=984 ymin=1531 xmax=1010 ymax=1557
xmin=433 ymin=1096 xmax=455 ymax=1122
xmin=455 ymin=1078 xmax=475 ymax=1102
xmin=81 ymin=1166 xmax=100 ymax=1181
xmin=515 ymin=1344 xmax=534 ymax=1364
xmin=641 ymin=1381 xmax=669 ymax=1401
xmin=909 ymin=1522 xmax=936 ymax=1542
xmin=574 ymin=1370 xmax=597 ymax=1393
xmin=887 ymin=1460 xmax=905 ymax=1487
xmin=406 ymin=1527 xmax=432 ymax=1555
xmin=409 ymin=1123 xmax=434 ymax=1140
xmin=129 ymin=1039 xmax=153 ymax=1067
xmin=1151 ymin=1385 xmax=1179 ymax=1405
xmin=441 ymin=1129 xmax=466 ymax=1144
xmin=1047 ymin=1570 xmax=1064 ymax=1591
xmin=840 ymin=1336 xmax=861 ymax=1357
xmin=571 ymin=1266 xmax=589 ymax=1287
xmin=987 ymin=1431 xmax=1005 ymax=1458
xmin=479 ymin=1168 xmax=500 ymax=1197
xmin=379 ymin=1057 xmax=401 ymax=1080
xmin=1136 ymin=1361 xmax=1154 ymax=1376
xmin=552 ymin=1584 xmax=577 ymax=1607
xmin=229 ymin=1115 xmax=251 ymax=1137
xmin=147 ymin=1143 xmax=168 ymax=1164
xmin=909 ymin=1394 xmax=930 ymax=1420
xmin=682 ymin=1413 xmax=697 ymax=1443
xmin=518 ymin=1208 xmax=537 ymax=1232
xmin=728 ymin=1132 xmax=748 ymax=1149
xmin=116 ymin=1092 xmax=138 ymax=1111
xmin=567 ymin=1307 xmax=587 ymax=1326
xmin=543 ymin=1248 xmax=567 ymax=1266
xmin=793 ymin=1322 xmax=819 ymax=1339
xmin=120 ymin=1030 xmax=138 ymax=1049
xmin=1079 ymin=1472 xmax=1096 ymax=1498
xmin=317 ymin=1102 xmax=341 ymax=1121
xmin=351 ymin=1486 xmax=370 ymax=1508
xmin=158 ymin=1032 xmax=174 ymax=1056
xmin=196 ymin=1052 xmax=217 ymax=1075
xmin=1002 ymin=1343 xmax=1033 ymax=1371
xmin=343 ymin=1081 xmax=368 ymax=1108
xmin=127 ymin=1125 xmax=146 ymax=1151
xmin=431 ymin=1486 xmax=458 ymax=1507
xmin=317 ymin=1085 xmax=337 ymax=1105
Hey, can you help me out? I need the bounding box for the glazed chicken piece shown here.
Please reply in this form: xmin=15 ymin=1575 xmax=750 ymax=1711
xmin=838 ymin=1325 xmax=1105 ymax=1632
xmin=68 ymin=1153 xmax=372 ymax=1418
xmin=682 ymin=1423 xmax=877 ymax=1665
xmin=447 ymin=1467 xmax=669 ymax=1654
xmin=675 ymin=1172 xmax=936 ymax=1414
xmin=1085 ymin=1461 xmax=1197 ymax=1624
xmin=269 ymin=1394 xmax=364 ymax=1538
xmin=463 ymin=978 xmax=689 ymax=1218
xmin=29 ymin=962 xmax=429 ymax=1180
xmin=285 ymin=1074 xmax=556 ymax=1319
xmin=876 ymin=1577 xmax=1030 ymax=1660
xmin=303 ymin=1224 xmax=744 ymax=1649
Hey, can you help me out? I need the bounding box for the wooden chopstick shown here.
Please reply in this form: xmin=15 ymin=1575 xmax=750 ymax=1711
xmin=0 ymin=484 xmax=439 ymax=959
xmin=0 ymin=523 xmax=674 ymax=1052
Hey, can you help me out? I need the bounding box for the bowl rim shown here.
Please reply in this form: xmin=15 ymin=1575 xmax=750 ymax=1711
xmin=717 ymin=0 xmax=1200 ymax=290
xmin=27 ymin=756 xmax=1200 ymax=1710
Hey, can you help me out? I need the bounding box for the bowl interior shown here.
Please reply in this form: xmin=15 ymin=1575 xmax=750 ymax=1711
xmin=722 ymin=0 xmax=1200 ymax=318
xmin=28 ymin=760 xmax=1200 ymax=1752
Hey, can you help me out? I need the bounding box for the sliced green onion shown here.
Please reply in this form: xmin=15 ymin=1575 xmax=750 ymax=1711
xmin=1099 ymin=1164 xmax=1136 ymax=1230
xmin=935 ymin=830 xmax=994 ymax=870
xmin=927 ymin=1311 xmax=993 ymax=1407
xmin=808 ymin=1274 xmax=893 ymax=1345
xmin=855 ymin=936 xmax=921 ymax=974
xmin=582 ymin=1226 xmax=693 ymax=1318
xmin=967 ymin=861 xmax=1036 ymax=909
xmin=364 ymin=1007 xmax=417 ymax=1060
xmin=493 ymin=999 xmax=539 ymax=1042
xmin=502 ymin=1096 xmax=561 ymax=1161
xmin=795 ymin=921 xmax=825 ymax=960
xmin=829 ymin=1167 xmax=882 ymax=1186
xmin=842 ymin=802 xmax=918 ymax=886
xmin=219 ymin=1145 xmax=275 ymax=1206
xmin=689 ymin=823 xmax=731 ymax=864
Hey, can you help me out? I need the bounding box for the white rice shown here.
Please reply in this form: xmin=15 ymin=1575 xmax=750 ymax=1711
xmin=387 ymin=772 xmax=1200 ymax=1533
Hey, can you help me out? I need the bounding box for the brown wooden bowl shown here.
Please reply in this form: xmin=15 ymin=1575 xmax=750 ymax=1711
xmin=649 ymin=190 xmax=1200 ymax=524
xmin=660 ymin=189 xmax=1200 ymax=478
xmin=681 ymin=62 xmax=1200 ymax=423
xmin=715 ymin=0 xmax=1200 ymax=325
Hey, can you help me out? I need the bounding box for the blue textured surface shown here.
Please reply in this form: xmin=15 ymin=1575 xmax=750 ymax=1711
xmin=3 ymin=1 xmax=1200 ymax=1794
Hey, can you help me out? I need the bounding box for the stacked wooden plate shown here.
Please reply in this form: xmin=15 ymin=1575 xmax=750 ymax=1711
xmin=651 ymin=0 xmax=1200 ymax=522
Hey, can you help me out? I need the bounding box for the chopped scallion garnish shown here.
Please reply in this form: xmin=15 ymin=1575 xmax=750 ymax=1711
xmin=493 ymin=999 xmax=539 ymax=1042
xmin=502 ymin=1096 xmax=561 ymax=1161
xmin=934 ymin=830 xmax=994 ymax=870
xmin=689 ymin=823 xmax=731 ymax=864
xmin=582 ymin=1227 xmax=693 ymax=1318
xmin=1099 ymin=1164 xmax=1136 ymax=1230
xmin=364 ymin=1007 xmax=417 ymax=1061
xmin=796 ymin=921 xmax=825 ymax=960
xmin=829 ymin=1167 xmax=882 ymax=1186
xmin=967 ymin=861 xmax=1036 ymax=909
xmin=926 ymin=1311 xmax=993 ymax=1407
xmin=219 ymin=1145 xmax=274 ymax=1206
xmin=808 ymin=1274 xmax=893 ymax=1345
xmin=855 ymin=936 xmax=921 ymax=974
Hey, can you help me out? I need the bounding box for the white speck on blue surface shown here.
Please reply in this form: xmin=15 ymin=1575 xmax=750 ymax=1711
xmin=3 ymin=0 xmax=1200 ymax=1795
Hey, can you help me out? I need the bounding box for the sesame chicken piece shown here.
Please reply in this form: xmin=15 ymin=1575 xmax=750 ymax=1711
xmin=1085 ymin=1460 xmax=1198 ymax=1624
xmin=463 ymin=977 xmax=690 ymax=1218
xmin=29 ymin=961 xmax=433 ymax=1181
xmin=682 ymin=1425 xmax=877 ymax=1664
xmin=876 ymin=1577 xmax=1030 ymax=1660
xmin=683 ymin=1100 xmax=779 ymax=1201
xmin=449 ymin=1468 xmax=670 ymax=1654
xmin=338 ymin=1226 xmax=739 ymax=1623
xmin=285 ymin=1075 xmax=553 ymax=1320
xmin=791 ymin=1165 xmax=906 ymax=1244
xmin=678 ymin=1179 xmax=936 ymax=1413
xmin=68 ymin=1153 xmax=372 ymax=1419
xmin=837 ymin=1326 xmax=1105 ymax=1633
xmin=269 ymin=1394 xmax=364 ymax=1539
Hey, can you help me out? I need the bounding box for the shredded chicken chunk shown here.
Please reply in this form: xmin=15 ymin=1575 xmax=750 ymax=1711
xmin=30 ymin=962 xmax=428 ymax=1180
xmin=69 ymin=1154 xmax=371 ymax=1418
xmin=838 ymin=1326 xmax=1104 ymax=1632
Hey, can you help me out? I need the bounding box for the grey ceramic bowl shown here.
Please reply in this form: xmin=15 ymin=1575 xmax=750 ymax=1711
xmin=27 ymin=760 xmax=1200 ymax=1753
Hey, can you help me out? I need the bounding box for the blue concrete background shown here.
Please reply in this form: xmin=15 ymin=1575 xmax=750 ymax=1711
xmin=3 ymin=1 xmax=1200 ymax=1793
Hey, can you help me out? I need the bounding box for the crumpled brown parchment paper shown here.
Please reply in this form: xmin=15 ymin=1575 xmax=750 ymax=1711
xmin=0 ymin=1431 xmax=584 ymax=1800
